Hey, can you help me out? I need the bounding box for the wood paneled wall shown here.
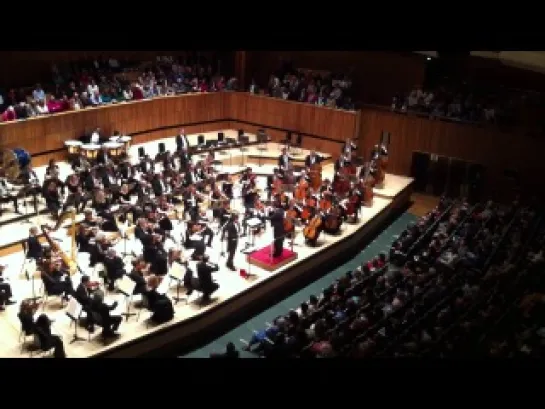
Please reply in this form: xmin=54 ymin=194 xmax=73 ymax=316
xmin=359 ymin=106 xmax=545 ymax=197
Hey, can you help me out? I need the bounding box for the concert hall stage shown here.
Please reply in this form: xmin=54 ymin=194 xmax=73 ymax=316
xmin=0 ymin=129 xmax=413 ymax=358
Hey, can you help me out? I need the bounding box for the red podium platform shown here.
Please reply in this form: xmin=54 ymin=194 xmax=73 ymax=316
xmin=247 ymin=246 xmax=298 ymax=272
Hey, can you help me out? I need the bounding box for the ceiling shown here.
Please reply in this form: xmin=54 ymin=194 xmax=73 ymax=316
xmin=415 ymin=51 xmax=545 ymax=75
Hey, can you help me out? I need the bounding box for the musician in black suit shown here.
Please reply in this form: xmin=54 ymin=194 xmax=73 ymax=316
xmin=304 ymin=150 xmax=323 ymax=168
xmin=151 ymin=173 xmax=167 ymax=197
xmin=90 ymin=289 xmax=121 ymax=338
xmin=138 ymin=155 xmax=155 ymax=174
xmin=184 ymin=164 xmax=200 ymax=187
xmin=175 ymin=129 xmax=190 ymax=152
xmin=221 ymin=213 xmax=241 ymax=271
xmin=196 ymin=255 xmax=220 ymax=303
xmin=18 ymin=166 xmax=41 ymax=213
xmin=178 ymin=148 xmax=192 ymax=172
xmin=0 ymin=265 xmax=15 ymax=310
xmin=96 ymin=147 xmax=110 ymax=166
xmin=183 ymin=186 xmax=201 ymax=221
xmin=268 ymin=206 xmax=285 ymax=258
xmin=75 ymin=275 xmax=96 ymax=332
xmin=103 ymin=249 xmax=126 ymax=291
xmin=341 ymin=138 xmax=357 ymax=157
xmin=42 ymin=180 xmax=61 ymax=220
xmin=277 ymin=147 xmax=291 ymax=176
xmin=25 ymin=227 xmax=43 ymax=260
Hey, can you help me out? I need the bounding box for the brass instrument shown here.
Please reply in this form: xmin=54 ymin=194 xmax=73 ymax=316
xmin=41 ymin=209 xmax=77 ymax=275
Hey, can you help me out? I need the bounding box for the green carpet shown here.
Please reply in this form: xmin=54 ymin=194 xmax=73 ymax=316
xmin=181 ymin=212 xmax=417 ymax=358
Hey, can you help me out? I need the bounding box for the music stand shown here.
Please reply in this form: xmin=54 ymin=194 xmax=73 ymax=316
xmin=117 ymin=275 xmax=137 ymax=321
xmin=118 ymin=222 xmax=131 ymax=259
xmin=168 ymin=262 xmax=188 ymax=304
xmin=65 ymin=298 xmax=85 ymax=344
xmin=241 ymin=246 xmax=258 ymax=279
xmin=23 ymin=259 xmax=41 ymax=302
xmin=21 ymin=189 xmax=33 ymax=225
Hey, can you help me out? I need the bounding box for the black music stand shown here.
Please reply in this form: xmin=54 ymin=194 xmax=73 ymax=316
xmin=22 ymin=258 xmax=41 ymax=303
xmin=117 ymin=275 xmax=137 ymax=322
xmin=66 ymin=298 xmax=86 ymax=344
xmin=168 ymin=263 xmax=188 ymax=304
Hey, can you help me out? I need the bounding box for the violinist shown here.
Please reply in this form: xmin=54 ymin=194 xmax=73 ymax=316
xmin=92 ymin=190 xmax=118 ymax=232
xmin=103 ymin=248 xmax=126 ymax=291
xmin=151 ymin=173 xmax=169 ymax=197
xmin=221 ymin=175 xmax=234 ymax=201
xmin=161 ymin=151 xmax=176 ymax=173
xmin=75 ymin=275 xmax=97 ymax=333
xmin=42 ymin=179 xmax=62 ymax=220
xmin=241 ymin=168 xmax=258 ymax=210
xmin=184 ymin=164 xmax=201 ymax=187
xmin=96 ymin=146 xmax=111 ymax=166
xmin=196 ymin=254 xmax=220 ymax=303
xmin=76 ymin=224 xmax=94 ymax=254
xmin=142 ymin=230 xmax=168 ymax=275
xmin=221 ymin=213 xmax=241 ymax=271
xmin=18 ymin=165 xmax=41 ymax=213
xmin=40 ymin=259 xmax=74 ymax=300
xmin=101 ymin=166 xmax=119 ymax=191
xmin=129 ymin=257 xmax=150 ymax=296
xmin=193 ymin=207 xmax=214 ymax=247
xmin=45 ymin=159 xmax=63 ymax=187
xmin=63 ymin=173 xmax=90 ymax=213
xmin=334 ymin=152 xmax=351 ymax=174
xmin=112 ymin=183 xmax=133 ymax=208
xmin=89 ymin=234 xmax=112 ymax=267
xmin=183 ymin=185 xmax=201 ymax=221
xmin=304 ymin=150 xmax=323 ymax=168
xmin=90 ymin=289 xmax=121 ymax=338
xmin=211 ymin=183 xmax=229 ymax=221
xmin=145 ymin=275 xmax=174 ymax=324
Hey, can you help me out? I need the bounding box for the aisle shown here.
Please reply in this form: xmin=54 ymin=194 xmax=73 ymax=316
xmin=181 ymin=212 xmax=418 ymax=358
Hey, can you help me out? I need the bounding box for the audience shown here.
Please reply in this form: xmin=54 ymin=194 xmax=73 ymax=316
xmin=228 ymin=195 xmax=542 ymax=358
xmin=0 ymin=54 xmax=234 ymax=121
xmin=258 ymin=62 xmax=355 ymax=111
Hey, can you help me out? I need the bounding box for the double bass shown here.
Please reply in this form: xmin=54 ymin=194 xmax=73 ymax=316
xmin=360 ymin=161 xmax=375 ymax=207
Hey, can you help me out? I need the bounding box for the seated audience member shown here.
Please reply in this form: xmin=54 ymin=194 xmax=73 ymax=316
xmin=210 ymin=342 xmax=239 ymax=358
xmin=35 ymin=100 xmax=49 ymax=115
xmin=0 ymin=265 xmax=16 ymax=310
xmin=1 ymin=106 xmax=17 ymax=121
xmin=90 ymin=289 xmax=122 ymax=337
xmin=34 ymin=314 xmax=66 ymax=358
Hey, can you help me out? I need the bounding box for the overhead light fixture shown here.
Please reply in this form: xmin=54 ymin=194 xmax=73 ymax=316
xmin=427 ymin=57 xmax=431 ymax=61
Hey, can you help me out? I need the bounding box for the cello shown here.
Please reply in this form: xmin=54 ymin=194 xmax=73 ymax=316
xmin=294 ymin=177 xmax=309 ymax=202
xmin=323 ymin=204 xmax=343 ymax=234
xmin=283 ymin=200 xmax=299 ymax=235
xmin=303 ymin=213 xmax=322 ymax=245
xmin=308 ymin=162 xmax=322 ymax=191
xmin=300 ymin=191 xmax=317 ymax=222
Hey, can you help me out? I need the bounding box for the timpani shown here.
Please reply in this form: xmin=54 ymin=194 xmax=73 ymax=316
xmin=65 ymin=140 xmax=83 ymax=156
xmin=103 ymin=142 xmax=124 ymax=158
xmin=81 ymin=144 xmax=101 ymax=160
xmin=119 ymin=136 xmax=132 ymax=152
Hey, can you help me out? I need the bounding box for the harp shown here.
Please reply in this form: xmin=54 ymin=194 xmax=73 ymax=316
xmin=40 ymin=210 xmax=77 ymax=275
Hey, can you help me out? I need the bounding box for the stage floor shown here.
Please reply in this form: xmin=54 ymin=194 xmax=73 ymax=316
xmin=0 ymin=129 xmax=413 ymax=358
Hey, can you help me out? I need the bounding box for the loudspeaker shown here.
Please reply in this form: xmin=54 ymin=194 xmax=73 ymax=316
xmin=198 ymin=135 xmax=205 ymax=145
xmin=285 ymin=131 xmax=292 ymax=143
xmin=257 ymin=129 xmax=268 ymax=143
xmin=138 ymin=147 xmax=145 ymax=158
xmin=410 ymin=151 xmax=430 ymax=193
xmin=238 ymin=129 xmax=244 ymax=138
xmin=218 ymin=132 xmax=225 ymax=143
xmin=158 ymin=142 xmax=166 ymax=154
xmin=296 ymin=133 xmax=303 ymax=146
xmin=381 ymin=131 xmax=391 ymax=145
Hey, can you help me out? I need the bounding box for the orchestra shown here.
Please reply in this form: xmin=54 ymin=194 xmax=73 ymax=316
xmin=0 ymin=129 xmax=386 ymax=356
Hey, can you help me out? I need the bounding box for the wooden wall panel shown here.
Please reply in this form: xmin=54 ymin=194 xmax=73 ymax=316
xmin=225 ymin=93 xmax=357 ymax=143
xmin=359 ymin=107 xmax=545 ymax=197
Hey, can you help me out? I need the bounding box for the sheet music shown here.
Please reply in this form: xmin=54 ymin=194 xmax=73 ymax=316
xmin=66 ymin=298 xmax=83 ymax=320
xmin=156 ymin=276 xmax=170 ymax=295
xmin=117 ymin=274 xmax=137 ymax=297
xmin=169 ymin=262 xmax=186 ymax=281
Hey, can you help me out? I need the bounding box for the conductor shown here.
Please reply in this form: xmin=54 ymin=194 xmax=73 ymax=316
xmin=221 ymin=213 xmax=241 ymax=271
xmin=268 ymin=205 xmax=285 ymax=258
xmin=196 ymin=255 xmax=220 ymax=304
